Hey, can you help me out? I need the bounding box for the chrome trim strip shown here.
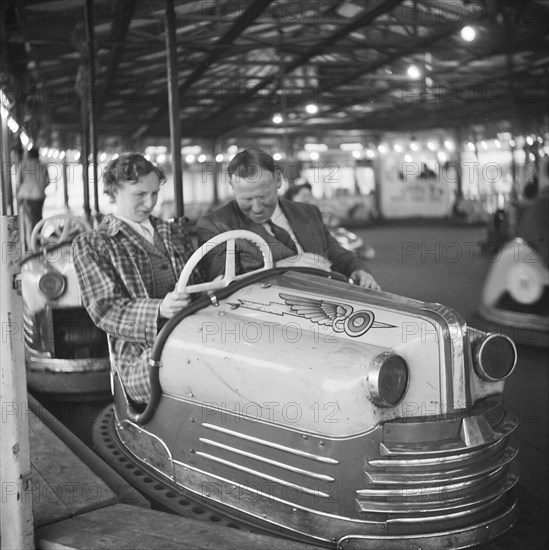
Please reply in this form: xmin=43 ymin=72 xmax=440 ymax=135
xmin=356 ymin=469 xmax=518 ymax=513
xmin=195 ymin=451 xmax=331 ymax=497
xmin=387 ymin=495 xmax=505 ymax=524
xmin=338 ymin=500 xmax=518 ymax=549
xmin=172 ymin=457 xmax=354 ymax=523
xmin=199 ymin=437 xmax=335 ymax=482
xmin=357 ymin=467 xmax=504 ymax=497
xmin=421 ymin=302 xmax=466 ymax=411
xmin=117 ymin=417 xmax=175 ymax=480
xmin=369 ymin=438 xmax=510 ymax=467
xmin=25 ymin=356 xmax=110 ymax=372
xmin=203 ymin=422 xmax=339 ymax=464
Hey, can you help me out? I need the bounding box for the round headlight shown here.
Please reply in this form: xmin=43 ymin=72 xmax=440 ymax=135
xmin=473 ymin=333 xmax=517 ymax=381
xmin=38 ymin=271 xmax=66 ymax=299
xmin=368 ymin=352 xmax=409 ymax=407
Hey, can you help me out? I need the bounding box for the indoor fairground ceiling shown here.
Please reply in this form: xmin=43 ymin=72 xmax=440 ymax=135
xmin=2 ymin=0 xmax=549 ymax=150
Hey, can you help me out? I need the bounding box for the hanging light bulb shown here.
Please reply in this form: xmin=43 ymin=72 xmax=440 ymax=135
xmin=407 ymin=65 xmax=421 ymax=79
xmin=461 ymin=26 xmax=476 ymax=42
xmin=272 ymin=113 xmax=283 ymax=124
xmin=444 ymin=140 xmax=454 ymax=151
xmin=305 ymin=103 xmax=318 ymax=114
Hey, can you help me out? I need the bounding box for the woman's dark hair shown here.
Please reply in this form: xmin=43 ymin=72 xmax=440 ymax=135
xmin=227 ymin=148 xmax=276 ymax=181
xmin=103 ymin=153 xmax=166 ymax=201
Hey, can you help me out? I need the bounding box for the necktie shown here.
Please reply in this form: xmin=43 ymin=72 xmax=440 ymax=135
xmin=140 ymin=224 xmax=154 ymax=243
xmin=267 ymin=220 xmax=298 ymax=254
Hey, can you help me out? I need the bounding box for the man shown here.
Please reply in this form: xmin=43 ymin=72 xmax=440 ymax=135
xmin=197 ymin=148 xmax=380 ymax=289
xmin=16 ymin=147 xmax=50 ymax=248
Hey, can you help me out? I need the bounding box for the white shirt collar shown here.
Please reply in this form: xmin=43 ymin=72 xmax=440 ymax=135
xmin=115 ymin=214 xmax=154 ymax=242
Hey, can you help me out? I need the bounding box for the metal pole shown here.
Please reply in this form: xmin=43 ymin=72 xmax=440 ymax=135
xmin=0 ymin=7 xmax=14 ymax=216
xmin=165 ymin=0 xmax=183 ymax=218
xmin=85 ymin=0 xmax=99 ymax=216
xmin=0 ymin=94 xmax=12 ymax=214
xmin=0 ymin=92 xmax=35 ymax=550
xmin=80 ymin=99 xmax=91 ymax=222
xmin=211 ymin=139 xmax=219 ymax=207
xmin=454 ymin=127 xmax=463 ymax=202
xmin=62 ymin=153 xmax=69 ymax=210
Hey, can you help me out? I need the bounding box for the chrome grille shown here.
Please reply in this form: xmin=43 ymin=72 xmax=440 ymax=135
xmin=356 ymin=405 xmax=518 ymax=516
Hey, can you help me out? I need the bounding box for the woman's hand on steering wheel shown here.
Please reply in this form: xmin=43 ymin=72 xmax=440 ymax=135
xmin=159 ymin=289 xmax=191 ymax=319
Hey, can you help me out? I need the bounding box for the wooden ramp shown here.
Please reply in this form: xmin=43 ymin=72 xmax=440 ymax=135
xmin=27 ymin=396 xmax=318 ymax=550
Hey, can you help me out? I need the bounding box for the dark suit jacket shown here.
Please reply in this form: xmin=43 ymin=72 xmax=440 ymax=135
xmin=196 ymin=198 xmax=371 ymax=280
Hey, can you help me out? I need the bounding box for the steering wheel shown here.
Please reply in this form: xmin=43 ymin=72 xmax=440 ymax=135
xmin=176 ymin=230 xmax=274 ymax=294
xmin=30 ymin=214 xmax=91 ymax=250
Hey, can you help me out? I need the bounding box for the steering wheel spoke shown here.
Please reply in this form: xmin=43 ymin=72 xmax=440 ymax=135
xmin=224 ymin=239 xmax=236 ymax=280
xmin=30 ymin=214 xmax=91 ymax=250
xmin=176 ymin=230 xmax=274 ymax=295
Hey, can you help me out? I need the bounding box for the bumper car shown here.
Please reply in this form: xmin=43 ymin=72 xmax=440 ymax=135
xmin=94 ymin=230 xmax=519 ymax=549
xmin=21 ymin=213 xmax=111 ymax=399
xmin=478 ymin=188 xmax=548 ymax=347
xmin=478 ymin=238 xmax=548 ymax=347
xmin=331 ymin=226 xmax=375 ymax=260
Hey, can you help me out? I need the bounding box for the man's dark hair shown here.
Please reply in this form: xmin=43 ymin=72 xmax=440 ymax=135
xmin=103 ymin=152 xmax=165 ymax=201
xmin=227 ymin=148 xmax=276 ymax=180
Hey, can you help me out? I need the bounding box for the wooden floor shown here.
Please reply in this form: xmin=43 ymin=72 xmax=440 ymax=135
xmin=22 ymin=396 xmax=317 ymax=550
xmin=36 ymin=504 xmax=316 ymax=550
xmin=29 ymin=407 xmax=118 ymax=527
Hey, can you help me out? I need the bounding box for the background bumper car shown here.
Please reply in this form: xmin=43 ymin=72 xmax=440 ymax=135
xmin=21 ymin=214 xmax=111 ymax=399
xmin=478 ymin=187 xmax=548 ymax=347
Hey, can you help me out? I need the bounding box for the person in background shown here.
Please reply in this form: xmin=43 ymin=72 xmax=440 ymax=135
xmin=197 ymin=148 xmax=380 ymax=289
xmin=16 ymin=147 xmax=50 ymax=248
xmin=284 ymin=181 xmax=314 ymax=203
xmin=72 ymin=153 xmax=201 ymax=404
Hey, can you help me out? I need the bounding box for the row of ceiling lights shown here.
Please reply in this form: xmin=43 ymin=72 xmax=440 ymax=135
xmin=39 ymin=133 xmax=545 ymax=168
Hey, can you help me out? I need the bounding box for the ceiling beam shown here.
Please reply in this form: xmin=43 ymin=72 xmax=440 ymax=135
xmin=205 ymin=0 xmax=404 ymax=125
xmin=95 ymin=0 xmax=138 ymax=119
xmin=135 ymin=0 xmax=276 ymax=138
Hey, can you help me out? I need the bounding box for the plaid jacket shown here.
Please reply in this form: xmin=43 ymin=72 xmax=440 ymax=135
xmin=72 ymin=214 xmax=197 ymax=403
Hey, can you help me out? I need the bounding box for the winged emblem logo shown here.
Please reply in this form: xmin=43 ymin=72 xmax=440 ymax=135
xmin=279 ymin=293 xmax=394 ymax=338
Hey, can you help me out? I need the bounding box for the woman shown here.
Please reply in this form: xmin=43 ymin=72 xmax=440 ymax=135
xmin=73 ymin=153 xmax=200 ymax=404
